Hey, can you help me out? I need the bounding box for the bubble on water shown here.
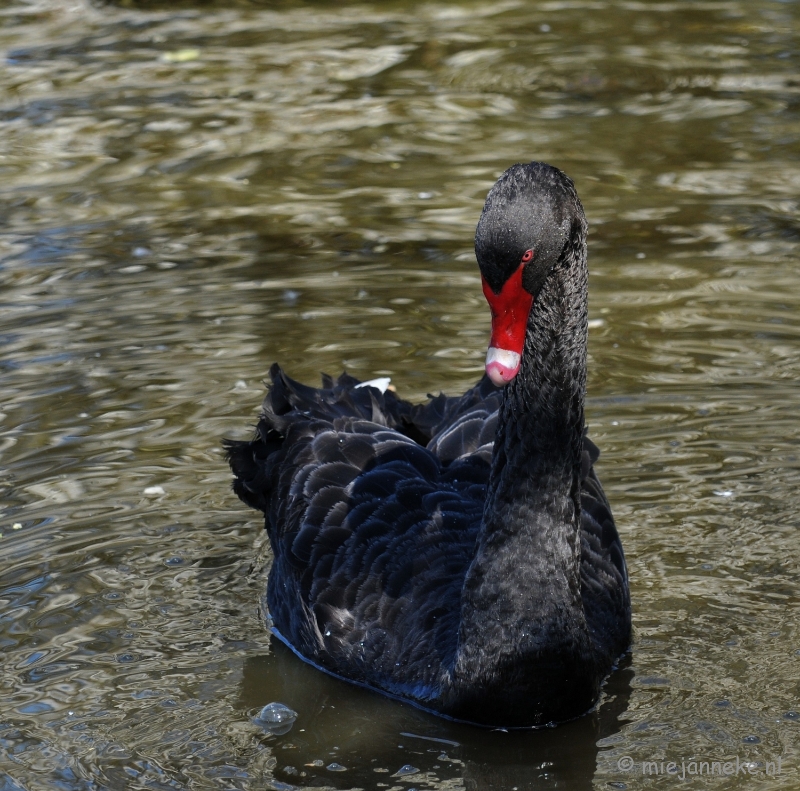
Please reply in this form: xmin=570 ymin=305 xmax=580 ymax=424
xmin=253 ymin=702 xmax=298 ymax=735
xmin=393 ymin=765 xmax=420 ymax=777
xmin=326 ymin=763 xmax=347 ymax=771
xmin=742 ymin=735 xmax=760 ymax=743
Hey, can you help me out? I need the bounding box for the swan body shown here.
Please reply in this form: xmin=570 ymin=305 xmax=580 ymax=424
xmin=226 ymin=162 xmax=631 ymax=727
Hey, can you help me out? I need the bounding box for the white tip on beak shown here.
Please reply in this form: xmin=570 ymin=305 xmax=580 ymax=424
xmin=485 ymin=347 xmax=521 ymax=387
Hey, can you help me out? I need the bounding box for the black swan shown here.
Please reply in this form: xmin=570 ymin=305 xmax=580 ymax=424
xmin=225 ymin=162 xmax=631 ymax=728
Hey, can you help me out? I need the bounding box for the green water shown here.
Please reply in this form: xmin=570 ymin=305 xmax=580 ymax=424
xmin=1 ymin=0 xmax=799 ymax=788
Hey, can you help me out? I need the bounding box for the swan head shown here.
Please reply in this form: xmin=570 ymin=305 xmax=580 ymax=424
xmin=475 ymin=162 xmax=584 ymax=386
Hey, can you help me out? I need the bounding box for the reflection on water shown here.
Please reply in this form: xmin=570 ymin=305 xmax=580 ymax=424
xmin=237 ymin=645 xmax=633 ymax=790
xmin=0 ymin=0 xmax=799 ymax=788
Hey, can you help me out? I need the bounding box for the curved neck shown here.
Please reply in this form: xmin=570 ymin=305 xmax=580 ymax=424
xmin=493 ymin=232 xmax=588 ymax=505
xmin=453 ymin=225 xmax=591 ymax=699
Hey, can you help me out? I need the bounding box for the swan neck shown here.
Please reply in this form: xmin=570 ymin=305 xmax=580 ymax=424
xmin=452 ymin=226 xmax=591 ymax=705
xmin=487 ymin=222 xmax=589 ymax=542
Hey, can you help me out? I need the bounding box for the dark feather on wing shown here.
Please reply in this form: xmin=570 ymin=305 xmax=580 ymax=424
xmin=224 ymin=365 xmax=627 ymax=694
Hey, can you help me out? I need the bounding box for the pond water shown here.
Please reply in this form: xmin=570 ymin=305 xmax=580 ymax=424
xmin=1 ymin=0 xmax=799 ymax=788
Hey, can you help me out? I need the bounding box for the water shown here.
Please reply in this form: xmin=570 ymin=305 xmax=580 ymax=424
xmin=1 ymin=0 xmax=799 ymax=788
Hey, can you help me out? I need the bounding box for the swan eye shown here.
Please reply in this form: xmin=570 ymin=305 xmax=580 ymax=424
xmin=520 ymin=249 xmax=534 ymax=263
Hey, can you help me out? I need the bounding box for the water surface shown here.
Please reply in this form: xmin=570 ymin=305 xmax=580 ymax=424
xmin=1 ymin=0 xmax=799 ymax=788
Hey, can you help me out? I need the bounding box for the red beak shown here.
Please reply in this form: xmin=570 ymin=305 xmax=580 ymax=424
xmin=481 ymin=262 xmax=534 ymax=386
